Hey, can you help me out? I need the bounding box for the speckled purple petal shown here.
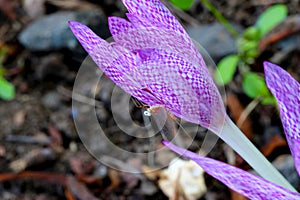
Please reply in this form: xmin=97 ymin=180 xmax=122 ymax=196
xmin=105 ymin=51 xmax=164 ymax=106
xmin=126 ymin=13 xmax=152 ymax=28
xmin=107 ymin=12 xmax=219 ymax=124
xmin=109 ymin=1 xmax=203 ymax=67
xmin=264 ymin=61 xmax=300 ymax=176
xmin=122 ymin=0 xmax=185 ymax=34
xmin=109 ymin=26 xmax=206 ymax=72
xmin=163 ymin=141 xmax=300 ymax=200
xmin=78 ymin=41 xmax=225 ymax=132
xmin=128 ymin=48 xmax=225 ymax=132
xmin=68 ymin=21 xmax=162 ymax=105
xmin=109 ymin=28 xmax=226 ymax=133
xmin=108 ymin=16 xmax=135 ymax=36
xmin=68 ymin=21 xmax=117 ymax=70
xmin=69 ymin=0 xmax=227 ymax=133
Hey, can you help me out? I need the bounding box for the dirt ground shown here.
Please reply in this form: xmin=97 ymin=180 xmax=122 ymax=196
xmin=0 ymin=0 xmax=299 ymax=199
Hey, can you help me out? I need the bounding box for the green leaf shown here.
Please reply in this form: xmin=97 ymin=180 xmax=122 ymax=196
xmin=0 ymin=77 xmax=15 ymax=100
xmin=169 ymin=0 xmax=195 ymax=10
xmin=215 ymin=55 xmax=239 ymax=85
xmin=242 ymin=72 xmax=270 ymax=98
xmin=245 ymin=48 xmax=259 ymax=59
xmin=0 ymin=68 xmax=5 ymax=76
xmin=256 ymin=4 xmax=288 ymax=37
xmin=239 ymin=40 xmax=258 ymax=54
xmin=243 ymin=27 xmax=261 ymax=41
xmin=261 ymin=96 xmax=276 ymax=105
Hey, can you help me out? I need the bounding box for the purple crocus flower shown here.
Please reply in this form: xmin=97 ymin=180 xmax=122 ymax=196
xmin=164 ymin=62 xmax=300 ymax=199
xmin=68 ymin=0 xmax=226 ymax=134
xmin=69 ymin=0 xmax=295 ymax=191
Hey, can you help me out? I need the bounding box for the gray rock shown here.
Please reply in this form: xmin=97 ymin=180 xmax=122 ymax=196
xmin=94 ymin=163 xmax=108 ymax=178
xmin=42 ymin=91 xmax=62 ymax=110
xmin=141 ymin=180 xmax=158 ymax=196
xmin=19 ymin=11 xmax=110 ymax=51
xmin=187 ymin=23 xmax=240 ymax=61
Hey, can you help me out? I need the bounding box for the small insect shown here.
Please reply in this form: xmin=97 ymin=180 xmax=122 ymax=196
xmin=131 ymin=96 xmax=157 ymax=115
xmin=143 ymin=110 xmax=151 ymax=117
xmin=131 ymin=95 xmax=180 ymax=142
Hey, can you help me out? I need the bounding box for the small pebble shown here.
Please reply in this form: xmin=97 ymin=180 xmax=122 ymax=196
xmin=19 ymin=11 xmax=110 ymax=51
xmin=187 ymin=23 xmax=241 ymax=61
xmin=94 ymin=164 xmax=108 ymax=179
xmin=69 ymin=141 xmax=78 ymax=152
xmin=42 ymin=91 xmax=62 ymax=110
xmin=141 ymin=180 xmax=158 ymax=196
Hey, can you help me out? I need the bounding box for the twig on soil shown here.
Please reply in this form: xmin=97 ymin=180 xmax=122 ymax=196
xmin=237 ymin=97 xmax=261 ymax=128
xmin=0 ymin=171 xmax=101 ymax=200
xmin=0 ymin=171 xmax=68 ymax=187
xmin=5 ymin=134 xmax=51 ymax=145
xmin=48 ymin=124 xmax=63 ymax=146
xmin=261 ymin=135 xmax=287 ymax=157
xmin=9 ymin=148 xmax=58 ymax=172
xmin=226 ymin=93 xmax=253 ymax=139
xmin=57 ymin=86 xmax=104 ymax=108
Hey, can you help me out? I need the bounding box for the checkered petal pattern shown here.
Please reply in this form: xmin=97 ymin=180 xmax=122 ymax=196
xmin=69 ymin=0 xmax=226 ymax=133
xmin=163 ymin=141 xmax=300 ymax=200
xmin=264 ymin=61 xmax=300 ymax=176
xmin=109 ymin=0 xmax=205 ymax=68
xmin=121 ymin=0 xmax=186 ymax=34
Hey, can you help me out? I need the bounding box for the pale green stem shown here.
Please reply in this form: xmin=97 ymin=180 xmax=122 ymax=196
xmin=219 ymin=115 xmax=296 ymax=192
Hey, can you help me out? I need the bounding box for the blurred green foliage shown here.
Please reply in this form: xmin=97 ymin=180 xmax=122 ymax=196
xmin=214 ymin=4 xmax=287 ymax=104
xmin=169 ymin=0 xmax=195 ymax=10
xmin=170 ymin=1 xmax=287 ymax=104
xmin=0 ymin=48 xmax=15 ymax=100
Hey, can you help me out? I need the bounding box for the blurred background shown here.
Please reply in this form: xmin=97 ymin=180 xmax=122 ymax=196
xmin=0 ymin=0 xmax=299 ymax=199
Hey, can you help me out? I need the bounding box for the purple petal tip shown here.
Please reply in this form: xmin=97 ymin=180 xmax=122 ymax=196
xmin=161 ymin=140 xmax=169 ymax=146
xmin=68 ymin=20 xmax=81 ymax=29
xmin=264 ymin=61 xmax=300 ymax=176
xmin=263 ymin=61 xmax=275 ymax=73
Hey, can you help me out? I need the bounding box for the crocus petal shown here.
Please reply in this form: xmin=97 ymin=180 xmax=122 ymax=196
xmin=68 ymin=21 xmax=125 ymax=79
xmin=70 ymin=0 xmax=227 ymax=133
xmin=106 ymin=52 xmax=164 ymax=106
xmin=122 ymin=0 xmax=185 ymax=34
xmin=69 ymin=21 xmax=163 ymax=105
xmin=108 ymin=16 xmax=135 ymax=36
xmin=68 ymin=21 xmax=118 ymax=70
xmin=108 ymin=1 xmax=219 ymax=125
xmin=130 ymin=48 xmax=225 ymax=133
xmin=108 ymin=20 xmax=219 ymax=127
xmin=118 ymin=49 xmax=225 ymax=132
xmin=111 ymin=1 xmax=203 ymax=67
xmin=108 ymin=26 xmax=206 ymax=71
xmin=264 ymin=61 xmax=300 ymax=176
xmin=126 ymin=13 xmax=152 ymax=28
xmin=163 ymin=141 xmax=300 ymax=200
